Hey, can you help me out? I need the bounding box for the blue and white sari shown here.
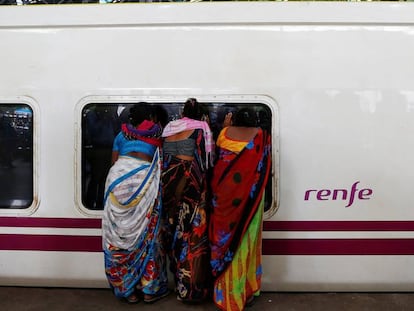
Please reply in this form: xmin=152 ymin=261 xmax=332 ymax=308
xmin=102 ymin=148 xmax=168 ymax=299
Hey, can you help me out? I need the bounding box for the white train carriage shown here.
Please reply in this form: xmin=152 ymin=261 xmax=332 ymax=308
xmin=1 ymin=2 xmax=414 ymax=291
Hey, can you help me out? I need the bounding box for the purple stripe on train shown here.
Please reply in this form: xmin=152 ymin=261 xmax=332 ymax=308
xmin=1 ymin=234 xmax=414 ymax=255
xmin=0 ymin=234 xmax=102 ymax=252
xmin=0 ymin=217 xmax=101 ymax=228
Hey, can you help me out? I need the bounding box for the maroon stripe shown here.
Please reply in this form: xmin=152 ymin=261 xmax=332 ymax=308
xmin=1 ymin=234 xmax=414 ymax=255
xmin=2 ymin=218 xmax=414 ymax=232
xmin=263 ymin=239 xmax=414 ymax=255
xmin=263 ymin=221 xmax=414 ymax=231
xmin=0 ymin=217 xmax=102 ymax=229
xmin=0 ymin=234 xmax=102 ymax=252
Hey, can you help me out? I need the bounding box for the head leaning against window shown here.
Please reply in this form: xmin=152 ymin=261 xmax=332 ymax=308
xmin=182 ymin=98 xmax=204 ymax=121
xmin=233 ymin=107 xmax=257 ymax=128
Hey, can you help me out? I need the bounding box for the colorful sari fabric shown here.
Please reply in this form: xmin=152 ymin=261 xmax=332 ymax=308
xmin=161 ymin=125 xmax=213 ymax=302
xmin=209 ymin=128 xmax=271 ymax=311
xmin=121 ymin=120 xmax=162 ymax=148
xmin=102 ymin=149 xmax=168 ymax=299
xmin=162 ymin=117 xmax=214 ymax=169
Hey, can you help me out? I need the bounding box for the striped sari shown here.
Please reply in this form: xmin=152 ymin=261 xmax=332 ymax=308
xmin=209 ymin=128 xmax=271 ymax=311
xmin=102 ymin=148 xmax=168 ymax=299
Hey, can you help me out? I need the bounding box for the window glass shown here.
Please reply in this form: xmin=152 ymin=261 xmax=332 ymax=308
xmin=0 ymin=104 xmax=33 ymax=209
xmin=81 ymin=102 xmax=273 ymax=212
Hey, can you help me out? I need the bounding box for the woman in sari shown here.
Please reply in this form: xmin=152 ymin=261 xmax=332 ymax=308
xmin=161 ymin=98 xmax=214 ymax=303
xmin=209 ymin=108 xmax=271 ymax=311
xmin=102 ymin=104 xmax=169 ymax=304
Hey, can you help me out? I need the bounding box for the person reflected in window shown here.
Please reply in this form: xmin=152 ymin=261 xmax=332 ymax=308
xmin=84 ymin=105 xmax=120 ymax=210
xmin=161 ymin=98 xmax=214 ymax=303
xmin=209 ymin=108 xmax=271 ymax=311
xmin=0 ymin=113 xmax=17 ymax=169
xmin=102 ymin=104 xmax=169 ymax=304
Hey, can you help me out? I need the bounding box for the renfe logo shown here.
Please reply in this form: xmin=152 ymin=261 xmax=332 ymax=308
xmin=304 ymin=181 xmax=373 ymax=208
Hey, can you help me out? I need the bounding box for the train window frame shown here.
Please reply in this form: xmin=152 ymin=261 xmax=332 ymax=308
xmin=75 ymin=95 xmax=279 ymax=219
xmin=0 ymin=96 xmax=38 ymax=215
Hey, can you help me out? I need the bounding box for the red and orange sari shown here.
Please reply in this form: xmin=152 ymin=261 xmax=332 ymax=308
xmin=209 ymin=127 xmax=271 ymax=311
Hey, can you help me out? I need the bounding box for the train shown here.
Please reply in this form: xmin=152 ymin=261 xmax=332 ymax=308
xmin=1 ymin=1 xmax=414 ymax=291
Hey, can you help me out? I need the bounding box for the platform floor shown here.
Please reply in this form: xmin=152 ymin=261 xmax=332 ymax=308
xmin=1 ymin=287 xmax=414 ymax=311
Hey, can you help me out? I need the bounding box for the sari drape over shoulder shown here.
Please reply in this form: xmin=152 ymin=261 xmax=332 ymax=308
xmin=161 ymin=118 xmax=214 ymax=302
xmin=102 ymin=148 xmax=168 ymax=299
xmin=209 ymin=128 xmax=271 ymax=311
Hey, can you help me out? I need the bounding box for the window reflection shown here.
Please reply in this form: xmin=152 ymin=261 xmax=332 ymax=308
xmin=81 ymin=102 xmax=272 ymax=211
xmin=0 ymin=104 xmax=33 ymax=209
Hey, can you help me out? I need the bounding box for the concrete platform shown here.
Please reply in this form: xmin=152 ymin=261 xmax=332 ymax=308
xmin=1 ymin=287 xmax=414 ymax=311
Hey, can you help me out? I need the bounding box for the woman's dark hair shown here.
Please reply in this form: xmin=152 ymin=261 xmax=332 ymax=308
xmin=152 ymin=105 xmax=169 ymax=128
xmin=129 ymin=103 xmax=151 ymax=126
xmin=182 ymin=98 xmax=204 ymax=120
xmin=233 ymin=107 xmax=257 ymax=127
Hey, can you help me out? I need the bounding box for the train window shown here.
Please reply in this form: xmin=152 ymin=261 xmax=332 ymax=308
xmin=80 ymin=100 xmax=275 ymax=213
xmin=0 ymin=104 xmax=33 ymax=209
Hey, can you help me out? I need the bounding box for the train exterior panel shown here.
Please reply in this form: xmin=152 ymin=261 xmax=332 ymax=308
xmin=1 ymin=2 xmax=414 ymax=291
